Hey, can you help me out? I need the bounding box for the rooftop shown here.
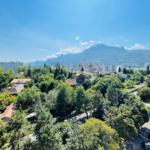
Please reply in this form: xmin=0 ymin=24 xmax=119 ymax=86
xmin=2 ymin=84 xmax=24 ymax=94
xmin=0 ymin=104 xmax=16 ymax=119
xmin=11 ymin=79 xmax=31 ymax=84
xmin=65 ymin=79 xmax=77 ymax=86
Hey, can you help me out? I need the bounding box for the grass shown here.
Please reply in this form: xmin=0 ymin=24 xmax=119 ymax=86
xmin=123 ymin=82 xmax=137 ymax=90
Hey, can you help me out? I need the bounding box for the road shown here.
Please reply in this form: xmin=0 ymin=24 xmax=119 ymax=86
xmin=64 ymin=108 xmax=96 ymax=122
xmin=128 ymin=83 xmax=145 ymax=93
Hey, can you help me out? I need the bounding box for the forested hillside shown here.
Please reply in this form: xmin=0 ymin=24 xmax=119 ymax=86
xmin=29 ymin=44 xmax=150 ymax=66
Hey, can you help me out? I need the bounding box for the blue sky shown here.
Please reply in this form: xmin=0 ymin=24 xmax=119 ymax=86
xmin=0 ymin=0 xmax=150 ymax=63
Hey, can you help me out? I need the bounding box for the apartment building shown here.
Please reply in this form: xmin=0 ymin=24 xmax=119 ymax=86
xmin=0 ymin=61 xmax=23 ymax=73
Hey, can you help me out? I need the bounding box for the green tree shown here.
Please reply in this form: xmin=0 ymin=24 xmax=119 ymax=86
xmin=141 ymin=76 xmax=144 ymax=83
xmin=125 ymin=97 xmax=149 ymax=128
xmin=34 ymin=102 xmax=62 ymax=150
xmin=83 ymin=91 xmax=94 ymax=118
xmin=146 ymin=79 xmax=150 ymax=87
xmin=50 ymin=67 xmax=52 ymax=73
xmin=0 ymin=72 xmax=14 ymax=90
xmin=63 ymin=122 xmax=82 ymax=150
xmin=126 ymin=69 xmax=134 ymax=74
xmin=0 ymin=92 xmax=17 ymax=113
xmin=39 ymin=81 xmax=49 ymax=92
xmin=47 ymin=89 xmax=58 ymax=110
xmin=105 ymin=105 xmax=137 ymax=142
xmin=138 ymin=87 xmax=150 ymax=101
xmin=82 ymin=79 xmax=91 ymax=90
xmin=118 ymin=67 xmax=121 ymax=72
xmin=78 ymin=118 xmax=120 ymax=150
xmin=17 ymin=87 xmax=40 ymax=112
xmin=126 ymin=80 xmax=135 ymax=89
xmin=147 ymin=65 xmax=150 ymax=74
xmin=135 ymin=71 xmax=142 ymax=82
xmin=55 ymin=74 xmax=65 ymax=81
xmin=24 ymin=80 xmax=34 ymax=88
xmin=57 ymin=80 xmax=73 ymax=92
xmin=81 ymin=67 xmax=84 ymax=72
xmin=93 ymin=91 xmax=110 ymax=119
xmin=56 ymin=86 xmax=71 ymax=118
xmin=6 ymin=68 xmax=14 ymax=74
xmin=15 ymin=74 xmax=25 ymax=79
xmin=123 ymin=68 xmax=126 ymax=74
xmin=0 ymin=111 xmax=32 ymax=150
xmin=106 ymin=82 xmax=118 ymax=105
xmin=75 ymin=86 xmax=85 ymax=115
xmin=17 ymin=66 xmax=27 ymax=73
xmin=26 ymin=66 xmax=32 ymax=78
xmin=0 ymin=66 xmax=5 ymax=73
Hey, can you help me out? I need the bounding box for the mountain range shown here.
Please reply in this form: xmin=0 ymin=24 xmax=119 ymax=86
xmin=27 ymin=44 xmax=150 ymax=66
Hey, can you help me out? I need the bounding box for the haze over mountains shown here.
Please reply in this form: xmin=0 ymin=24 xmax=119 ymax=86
xmin=28 ymin=44 xmax=150 ymax=66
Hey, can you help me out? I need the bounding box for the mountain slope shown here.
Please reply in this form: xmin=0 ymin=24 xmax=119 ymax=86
xmin=29 ymin=44 xmax=150 ymax=66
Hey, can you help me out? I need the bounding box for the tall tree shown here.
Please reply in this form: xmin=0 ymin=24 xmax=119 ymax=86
xmin=56 ymin=86 xmax=70 ymax=118
xmin=81 ymin=67 xmax=84 ymax=72
xmin=123 ymin=68 xmax=126 ymax=74
xmin=50 ymin=67 xmax=52 ymax=73
xmin=141 ymin=76 xmax=144 ymax=83
xmin=63 ymin=122 xmax=82 ymax=150
xmin=75 ymin=86 xmax=85 ymax=115
xmin=34 ymin=102 xmax=62 ymax=150
xmin=147 ymin=65 xmax=149 ymax=70
xmin=93 ymin=91 xmax=109 ymax=119
xmin=105 ymin=105 xmax=138 ymax=142
xmin=26 ymin=65 xmax=32 ymax=78
xmin=118 ymin=67 xmax=121 ymax=72
xmin=106 ymin=82 xmax=118 ymax=105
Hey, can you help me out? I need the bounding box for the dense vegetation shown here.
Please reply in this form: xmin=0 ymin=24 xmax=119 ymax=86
xmin=0 ymin=64 xmax=150 ymax=150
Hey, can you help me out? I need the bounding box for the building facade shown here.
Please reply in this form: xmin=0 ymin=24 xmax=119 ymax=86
xmin=0 ymin=61 xmax=23 ymax=73
xmin=65 ymin=63 xmax=118 ymax=73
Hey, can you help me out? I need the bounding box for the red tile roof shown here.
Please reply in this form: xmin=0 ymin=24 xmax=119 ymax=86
xmin=75 ymin=73 xmax=81 ymax=77
xmin=11 ymin=79 xmax=31 ymax=84
xmin=0 ymin=104 xmax=16 ymax=119
xmin=65 ymin=79 xmax=77 ymax=86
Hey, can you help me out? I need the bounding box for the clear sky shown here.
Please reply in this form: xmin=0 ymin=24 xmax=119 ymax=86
xmin=0 ymin=0 xmax=150 ymax=63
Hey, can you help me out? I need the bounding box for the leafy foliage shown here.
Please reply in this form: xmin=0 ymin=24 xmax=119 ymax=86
xmin=0 ymin=92 xmax=17 ymax=113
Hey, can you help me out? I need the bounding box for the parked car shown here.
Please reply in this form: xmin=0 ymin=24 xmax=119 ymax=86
xmin=141 ymin=142 xmax=150 ymax=149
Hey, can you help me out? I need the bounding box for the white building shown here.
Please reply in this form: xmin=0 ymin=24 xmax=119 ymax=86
xmin=65 ymin=63 xmax=118 ymax=73
xmin=0 ymin=61 xmax=23 ymax=73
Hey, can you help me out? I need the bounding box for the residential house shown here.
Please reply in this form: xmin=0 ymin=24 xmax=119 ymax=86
xmin=65 ymin=73 xmax=85 ymax=87
xmin=11 ymin=79 xmax=32 ymax=84
xmin=0 ymin=104 xmax=16 ymax=121
xmin=75 ymin=74 xmax=85 ymax=83
xmin=20 ymin=72 xmax=24 ymax=75
xmin=93 ymin=71 xmax=99 ymax=77
xmin=117 ymin=72 xmax=127 ymax=79
xmin=1 ymin=84 xmax=24 ymax=95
